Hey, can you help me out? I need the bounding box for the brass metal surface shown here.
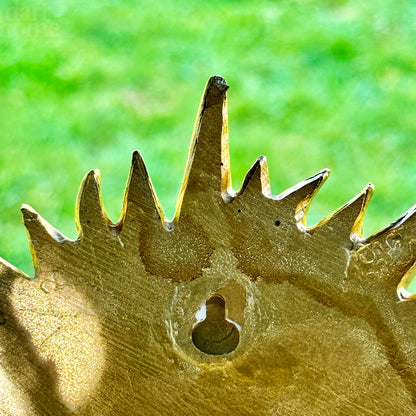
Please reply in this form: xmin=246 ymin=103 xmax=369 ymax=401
xmin=0 ymin=76 xmax=415 ymax=415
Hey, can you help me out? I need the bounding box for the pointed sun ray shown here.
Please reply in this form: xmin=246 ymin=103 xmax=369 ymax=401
xmin=365 ymin=203 xmax=416 ymax=246
xmin=276 ymin=169 xmax=330 ymax=227
xmin=238 ymin=156 xmax=271 ymax=197
xmin=355 ymin=204 xmax=416 ymax=290
xmin=75 ymin=169 xmax=112 ymax=240
xmin=175 ymin=75 xmax=230 ymax=219
xmin=119 ymin=150 xmax=165 ymax=239
xmin=21 ymin=204 xmax=69 ymax=273
xmin=312 ymin=183 xmax=374 ymax=244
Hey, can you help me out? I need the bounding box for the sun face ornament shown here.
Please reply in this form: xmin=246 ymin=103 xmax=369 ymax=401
xmin=0 ymin=76 xmax=415 ymax=415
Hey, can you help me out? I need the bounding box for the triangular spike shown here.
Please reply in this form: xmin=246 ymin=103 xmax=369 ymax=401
xmin=275 ymin=169 xmax=330 ymax=227
xmin=75 ymin=169 xmax=111 ymax=239
xmin=313 ymin=183 xmax=374 ymax=240
xmin=238 ymin=156 xmax=271 ymax=197
xmin=175 ymin=75 xmax=230 ymax=218
xmin=119 ymin=151 xmax=165 ymax=237
xmin=21 ymin=204 xmax=68 ymax=271
xmin=358 ymin=204 xmax=416 ymax=289
xmin=365 ymin=203 xmax=416 ymax=245
xmin=22 ymin=204 xmax=67 ymax=243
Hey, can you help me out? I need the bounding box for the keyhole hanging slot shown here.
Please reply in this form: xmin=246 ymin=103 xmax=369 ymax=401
xmin=192 ymin=294 xmax=240 ymax=355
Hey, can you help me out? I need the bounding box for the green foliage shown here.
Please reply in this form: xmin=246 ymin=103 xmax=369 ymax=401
xmin=0 ymin=0 xmax=415 ymax=290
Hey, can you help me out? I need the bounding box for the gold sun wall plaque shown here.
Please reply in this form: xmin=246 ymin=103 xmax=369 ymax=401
xmin=0 ymin=76 xmax=415 ymax=415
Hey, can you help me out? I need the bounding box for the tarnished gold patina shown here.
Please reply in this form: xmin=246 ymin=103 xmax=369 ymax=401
xmin=0 ymin=76 xmax=415 ymax=415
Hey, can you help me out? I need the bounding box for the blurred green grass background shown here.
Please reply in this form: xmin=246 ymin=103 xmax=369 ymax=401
xmin=0 ymin=0 xmax=415 ymax=290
